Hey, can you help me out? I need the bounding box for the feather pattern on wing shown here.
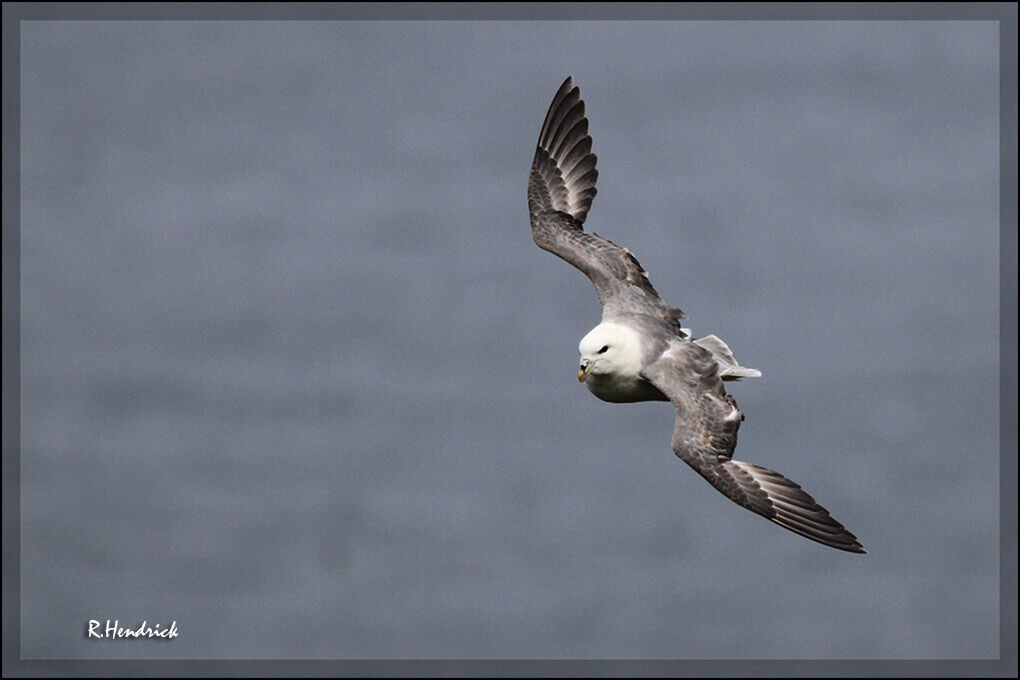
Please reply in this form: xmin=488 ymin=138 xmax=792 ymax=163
xmin=528 ymin=77 xmax=686 ymax=324
xmin=641 ymin=343 xmax=866 ymax=553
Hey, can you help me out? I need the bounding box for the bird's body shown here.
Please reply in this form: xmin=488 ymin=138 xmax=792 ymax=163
xmin=527 ymin=77 xmax=865 ymax=553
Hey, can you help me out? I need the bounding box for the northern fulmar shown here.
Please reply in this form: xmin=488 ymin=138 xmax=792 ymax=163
xmin=527 ymin=77 xmax=865 ymax=553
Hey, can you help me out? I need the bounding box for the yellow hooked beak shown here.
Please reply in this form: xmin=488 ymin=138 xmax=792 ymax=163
xmin=578 ymin=358 xmax=594 ymax=382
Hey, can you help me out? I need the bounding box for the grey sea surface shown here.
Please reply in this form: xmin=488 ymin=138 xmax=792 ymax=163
xmin=19 ymin=20 xmax=999 ymax=659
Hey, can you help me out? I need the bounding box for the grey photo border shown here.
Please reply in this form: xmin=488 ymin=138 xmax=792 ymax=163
xmin=2 ymin=2 xmax=1016 ymax=677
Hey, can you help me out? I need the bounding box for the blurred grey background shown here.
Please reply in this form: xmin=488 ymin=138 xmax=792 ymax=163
xmin=19 ymin=20 xmax=999 ymax=659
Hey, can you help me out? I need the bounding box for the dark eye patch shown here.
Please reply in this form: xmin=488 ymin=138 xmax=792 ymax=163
xmin=598 ymin=345 xmax=609 ymax=354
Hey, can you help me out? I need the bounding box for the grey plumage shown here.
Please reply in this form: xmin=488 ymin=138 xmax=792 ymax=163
xmin=528 ymin=78 xmax=686 ymax=326
xmin=528 ymin=77 xmax=865 ymax=554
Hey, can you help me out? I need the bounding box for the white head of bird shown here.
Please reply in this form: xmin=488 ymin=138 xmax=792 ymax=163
xmin=577 ymin=322 xmax=645 ymax=384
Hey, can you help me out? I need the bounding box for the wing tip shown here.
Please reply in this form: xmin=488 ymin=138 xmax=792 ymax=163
xmin=768 ymin=515 xmax=867 ymax=554
xmin=722 ymin=458 xmax=867 ymax=555
xmin=833 ymin=537 xmax=868 ymax=554
xmin=531 ymin=76 xmax=598 ymax=224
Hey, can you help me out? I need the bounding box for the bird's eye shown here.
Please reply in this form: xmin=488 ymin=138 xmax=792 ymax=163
xmin=598 ymin=345 xmax=609 ymax=354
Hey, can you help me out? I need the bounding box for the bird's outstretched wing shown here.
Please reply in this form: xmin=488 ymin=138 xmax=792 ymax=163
xmin=641 ymin=343 xmax=866 ymax=553
xmin=528 ymin=77 xmax=685 ymax=323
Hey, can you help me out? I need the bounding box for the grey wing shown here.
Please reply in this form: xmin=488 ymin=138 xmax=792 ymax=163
xmin=528 ymin=77 xmax=684 ymax=321
xmin=641 ymin=343 xmax=866 ymax=553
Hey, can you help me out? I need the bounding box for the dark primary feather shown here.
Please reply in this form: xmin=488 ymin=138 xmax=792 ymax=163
xmin=530 ymin=76 xmax=598 ymax=223
xmin=528 ymin=77 xmax=686 ymax=324
xmin=641 ymin=345 xmax=866 ymax=554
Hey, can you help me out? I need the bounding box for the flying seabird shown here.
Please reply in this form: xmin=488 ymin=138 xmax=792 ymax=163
xmin=527 ymin=77 xmax=865 ymax=553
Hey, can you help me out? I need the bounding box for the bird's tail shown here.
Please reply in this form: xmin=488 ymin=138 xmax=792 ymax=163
xmin=682 ymin=330 xmax=762 ymax=380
